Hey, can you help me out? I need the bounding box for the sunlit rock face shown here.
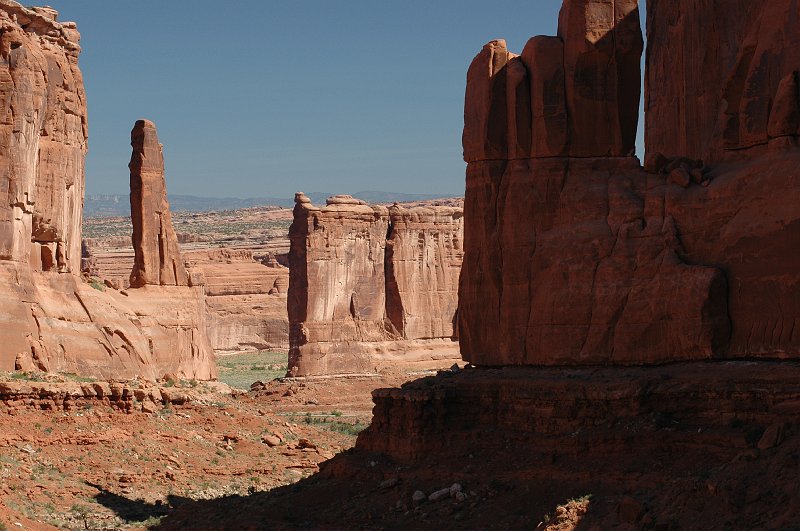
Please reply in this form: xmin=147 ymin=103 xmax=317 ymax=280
xmin=0 ymin=0 xmax=86 ymax=270
xmin=458 ymin=0 xmax=800 ymax=366
xmin=128 ymin=119 xmax=189 ymax=288
xmin=287 ymin=194 xmax=463 ymax=376
xmin=0 ymin=2 xmax=214 ymax=380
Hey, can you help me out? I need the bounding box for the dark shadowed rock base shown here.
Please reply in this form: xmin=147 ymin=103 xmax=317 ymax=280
xmin=155 ymin=361 xmax=800 ymax=530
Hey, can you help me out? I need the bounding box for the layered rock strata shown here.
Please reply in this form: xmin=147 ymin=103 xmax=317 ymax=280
xmin=185 ymin=248 xmax=289 ymax=353
xmin=343 ymin=363 xmax=800 ymax=528
xmin=458 ymin=0 xmax=800 ymax=366
xmin=0 ymin=2 xmax=214 ymax=380
xmin=288 ymin=194 xmax=463 ymax=376
xmin=0 ymin=378 xmax=215 ymax=414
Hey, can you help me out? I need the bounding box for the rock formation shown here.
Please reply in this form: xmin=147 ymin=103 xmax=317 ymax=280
xmin=292 ymin=3 xmax=800 ymax=527
xmin=81 ymin=206 xmax=294 ymax=356
xmin=185 ymin=248 xmax=290 ymax=353
xmin=0 ymin=0 xmax=85 ymax=271
xmin=0 ymin=2 xmax=214 ymax=380
xmin=288 ymin=194 xmax=463 ymax=376
xmin=457 ymin=0 xmax=800 ymax=366
xmin=129 ymin=119 xmax=189 ymax=288
xmin=646 ymin=0 xmax=800 ymax=162
xmin=462 ymin=0 xmax=642 ymax=162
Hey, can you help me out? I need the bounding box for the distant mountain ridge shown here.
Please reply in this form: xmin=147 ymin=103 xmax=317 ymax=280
xmin=84 ymin=191 xmax=452 ymax=217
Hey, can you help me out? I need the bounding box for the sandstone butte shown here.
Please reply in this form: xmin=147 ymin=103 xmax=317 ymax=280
xmin=0 ymin=1 xmax=214 ymax=380
xmin=457 ymin=0 xmax=800 ymax=366
xmin=287 ymin=193 xmax=463 ymax=376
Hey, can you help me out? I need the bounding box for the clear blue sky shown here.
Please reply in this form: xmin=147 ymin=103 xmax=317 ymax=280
xmin=47 ymin=1 xmax=646 ymax=199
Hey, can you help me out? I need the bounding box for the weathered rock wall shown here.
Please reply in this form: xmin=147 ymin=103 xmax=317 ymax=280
xmin=0 ymin=3 xmax=214 ymax=379
xmin=288 ymin=194 xmax=463 ymax=376
xmin=385 ymin=204 xmax=463 ymax=341
xmin=646 ymin=0 xmax=800 ymax=163
xmin=185 ymin=248 xmax=289 ymax=353
xmin=458 ymin=0 xmax=800 ymax=366
xmin=0 ymin=0 xmax=85 ymax=271
xmin=462 ymin=0 xmax=642 ymax=162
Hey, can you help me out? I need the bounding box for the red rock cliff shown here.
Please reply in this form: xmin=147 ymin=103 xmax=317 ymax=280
xmin=458 ymin=0 xmax=800 ymax=366
xmin=0 ymin=0 xmax=85 ymax=270
xmin=288 ymin=194 xmax=462 ymax=376
xmin=646 ymin=0 xmax=800 ymax=163
xmin=0 ymin=3 xmax=214 ymax=380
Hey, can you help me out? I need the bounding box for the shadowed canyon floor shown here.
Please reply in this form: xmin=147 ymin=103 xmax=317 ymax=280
xmin=161 ymin=361 xmax=800 ymax=530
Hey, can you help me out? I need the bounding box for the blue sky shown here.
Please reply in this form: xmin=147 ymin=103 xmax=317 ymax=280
xmin=48 ymin=1 xmax=646 ymax=198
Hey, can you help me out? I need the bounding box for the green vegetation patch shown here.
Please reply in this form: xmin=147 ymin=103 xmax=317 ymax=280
xmin=215 ymin=351 xmax=288 ymax=390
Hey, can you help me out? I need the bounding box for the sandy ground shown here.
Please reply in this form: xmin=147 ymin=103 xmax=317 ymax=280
xmin=0 ymin=365 xmax=427 ymax=530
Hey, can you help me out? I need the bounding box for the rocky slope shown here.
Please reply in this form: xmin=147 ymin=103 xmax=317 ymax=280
xmin=288 ymin=194 xmax=463 ymax=376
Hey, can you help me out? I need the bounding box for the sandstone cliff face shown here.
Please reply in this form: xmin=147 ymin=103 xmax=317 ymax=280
xmin=463 ymin=0 xmax=642 ymax=162
xmin=0 ymin=2 xmax=214 ymax=380
xmin=0 ymin=0 xmax=85 ymax=271
xmin=129 ymin=119 xmax=189 ymax=288
xmin=288 ymin=194 xmax=463 ymax=376
xmin=458 ymin=0 xmax=800 ymax=366
xmin=385 ymin=204 xmax=463 ymax=341
xmin=185 ymin=248 xmax=289 ymax=353
xmin=646 ymin=0 xmax=800 ymax=162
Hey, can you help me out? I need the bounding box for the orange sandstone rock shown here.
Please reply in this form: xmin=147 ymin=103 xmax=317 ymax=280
xmin=0 ymin=3 xmax=214 ymax=379
xmin=287 ymin=194 xmax=463 ymax=376
xmin=458 ymin=0 xmax=800 ymax=366
xmin=129 ymin=119 xmax=189 ymax=288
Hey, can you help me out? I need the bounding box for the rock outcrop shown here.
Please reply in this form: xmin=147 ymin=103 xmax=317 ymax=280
xmin=165 ymin=2 xmax=800 ymax=527
xmin=458 ymin=0 xmax=800 ymax=366
xmin=0 ymin=2 xmax=214 ymax=380
xmin=385 ymin=204 xmax=463 ymax=341
xmin=0 ymin=0 xmax=85 ymax=271
xmin=129 ymin=119 xmax=189 ymax=288
xmin=462 ymin=0 xmax=642 ymax=162
xmin=288 ymin=194 xmax=463 ymax=376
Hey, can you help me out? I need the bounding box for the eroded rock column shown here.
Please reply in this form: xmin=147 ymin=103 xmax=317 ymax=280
xmin=129 ymin=119 xmax=189 ymax=288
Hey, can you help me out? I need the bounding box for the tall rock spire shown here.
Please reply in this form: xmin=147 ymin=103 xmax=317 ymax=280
xmin=128 ymin=119 xmax=189 ymax=288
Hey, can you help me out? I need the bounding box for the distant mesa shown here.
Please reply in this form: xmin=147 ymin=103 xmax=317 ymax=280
xmin=84 ymin=191 xmax=460 ymax=217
